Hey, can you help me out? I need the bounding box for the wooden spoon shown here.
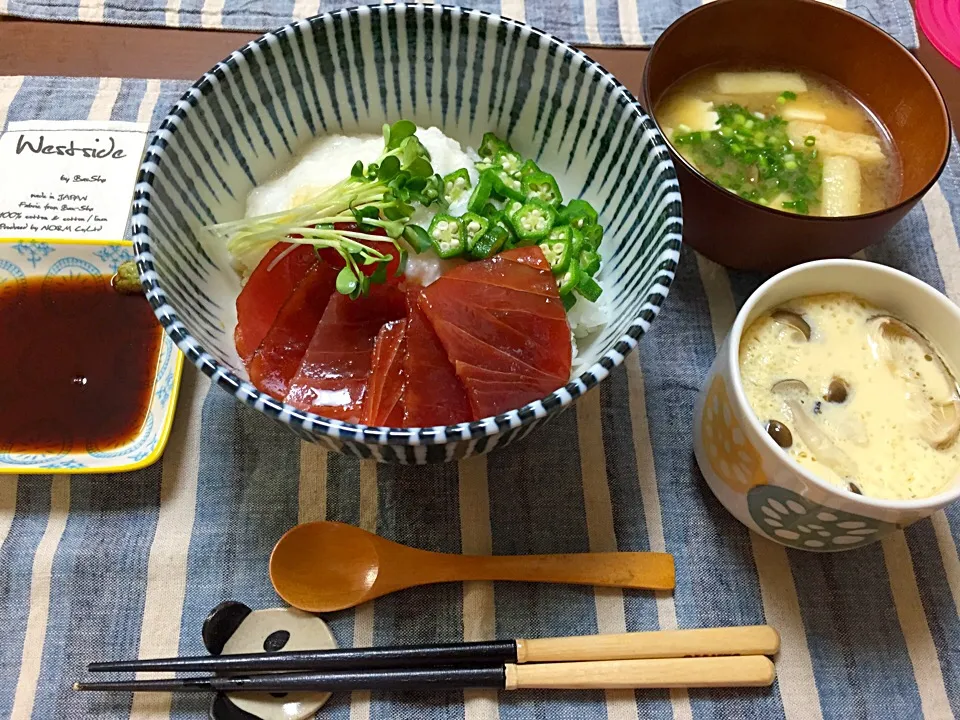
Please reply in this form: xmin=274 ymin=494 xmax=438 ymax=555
xmin=270 ymin=521 xmax=676 ymax=612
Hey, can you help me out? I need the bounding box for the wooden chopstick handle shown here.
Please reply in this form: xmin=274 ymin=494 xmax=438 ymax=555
xmin=505 ymin=656 xmax=776 ymax=690
xmin=516 ymin=625 xmax=780 ymax=663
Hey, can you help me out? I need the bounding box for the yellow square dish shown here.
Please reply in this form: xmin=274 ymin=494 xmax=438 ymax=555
xmin=0 ymin=239 xmax=183 ymax=474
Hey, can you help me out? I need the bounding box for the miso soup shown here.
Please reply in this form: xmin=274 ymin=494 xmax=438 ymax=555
xmin=654 ymin=67 xmax=901 ymax=217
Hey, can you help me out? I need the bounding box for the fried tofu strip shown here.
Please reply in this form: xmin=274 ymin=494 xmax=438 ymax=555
xmin=715 ymin=71 xmax=808 ymax=95
xmin=787 ymin=120 xmax=886 ymax=165
xmin=821 ymin=155 xmax=862 ymax=217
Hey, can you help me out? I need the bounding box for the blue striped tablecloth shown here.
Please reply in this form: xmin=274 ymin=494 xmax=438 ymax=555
xmin=2 ymin=74 xmax=959 ymax=720
xmin=0 ymin=0 xmax=919 ymax=50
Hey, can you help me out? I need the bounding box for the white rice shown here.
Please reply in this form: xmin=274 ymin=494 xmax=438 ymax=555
xmin=568 ymin=263 xmax=609 ymax=372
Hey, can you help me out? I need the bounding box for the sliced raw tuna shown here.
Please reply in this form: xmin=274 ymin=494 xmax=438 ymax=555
xmin=499 ymin=245 xmax=553 ymax=272
xmin=429 ymin=318 xmax=565 ymax=383
xmin=362 ymin=320 xmax=407 ymax=426
xmin=235 ymin=243 xmax=317 ymax=365
xmin=454 ymin=365 xmax=569 ymax=419
xmin=418 ymin=247 xmax=571 ymax=419
xmin=428 ymin=277 xmax=569 ymax=367
xmin=419 ymin=291 xmax=563 ymax=378
xmin=247 ymin=261 xmax=338 ymax=399
xmin=440 ymin=253 xmax=559 ymax=299
xmin=425 ymin=314 xmax=568 ymax=419
xmin=285 ymin=284 xmax=407 ymax=422
xmin=402 ymin=290 xmax=472 ymax=427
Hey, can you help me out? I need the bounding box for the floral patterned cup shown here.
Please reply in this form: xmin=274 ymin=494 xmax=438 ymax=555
xmin=693 ymin=260 xmax=960 ymax=551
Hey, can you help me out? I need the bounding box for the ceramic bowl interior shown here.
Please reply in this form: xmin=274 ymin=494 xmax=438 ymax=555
xmin=642 ymin=0 xmax=950 ymax=271
xmin=731 ymin=260 xmax=960 ymax=514
xmin=0 ymin=240 xmax=182 ymax=474
xmin=132 ymin=5 xmax=682 ymax=462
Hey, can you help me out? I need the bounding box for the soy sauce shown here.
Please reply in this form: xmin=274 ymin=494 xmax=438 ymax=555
xmin=0 ymin=273 xmax=163 ymax=454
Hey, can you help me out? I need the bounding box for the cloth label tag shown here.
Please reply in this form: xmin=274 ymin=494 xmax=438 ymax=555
xmin=0 ymin=120 xmax=149 ymax=241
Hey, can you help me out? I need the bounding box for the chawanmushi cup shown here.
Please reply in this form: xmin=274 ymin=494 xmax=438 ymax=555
xmin=693 ymin=259 xmax=960 ymax=551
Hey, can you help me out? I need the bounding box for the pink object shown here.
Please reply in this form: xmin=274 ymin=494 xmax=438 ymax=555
xmin=916 ymin=0 xmax=960 ymax=69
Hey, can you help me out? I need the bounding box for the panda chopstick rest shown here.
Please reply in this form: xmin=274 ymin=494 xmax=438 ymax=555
xmin=132 ymin=601 xmax=339 ymax=720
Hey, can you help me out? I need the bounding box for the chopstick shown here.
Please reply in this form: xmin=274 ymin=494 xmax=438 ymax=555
xmin=88 ymin=625 xmax=779 ymax=675
xmin=89 ymin=640 xmax=517 ymax=675
xmin=75 ymin=656 xmax=776 ymax=693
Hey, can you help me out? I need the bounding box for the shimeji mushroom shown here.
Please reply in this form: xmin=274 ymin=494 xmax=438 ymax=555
xmin=772 ymin=378 xmax=810 ymax=396
xmin=925 ymin=400 xmax=960 ymax=451
xmin=763 ymin=379 xmax=811 ymax=450
xmin=765 ymin=420 xmax=793 ymax=449
xmin=785 ymin=397 xmax=860 ymax=481
xmin=824 ymin=377 xmax=849 ymax=404
xmin=770 ymin=378 xmax=860 ymax=481
xmin=770 ymin=309 xmax=812 ymax=342
xmin=867 ymin=315 xmax=960 ymax=450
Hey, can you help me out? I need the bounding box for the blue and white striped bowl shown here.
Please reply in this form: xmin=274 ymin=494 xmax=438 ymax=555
xmin=132 ymin=3 xmax=682 ymax=463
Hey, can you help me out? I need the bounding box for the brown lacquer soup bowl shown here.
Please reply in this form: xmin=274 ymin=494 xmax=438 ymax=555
xmin=642 ymin=0 xmax=950 ymax=272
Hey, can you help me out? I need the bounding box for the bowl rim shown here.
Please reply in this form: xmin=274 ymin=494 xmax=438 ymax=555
xmin=131 ymin=2 xmax=683 ymax=448
xmin=641 ymin=0 xmax=952 ymax=224
xmin=726 ymin=258 xmax=960 ymax=513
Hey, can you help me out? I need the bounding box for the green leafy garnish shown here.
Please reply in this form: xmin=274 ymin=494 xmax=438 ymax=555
xmin=378 ymin=155 xmax=401 ymax=181
xmin=385 ymin=120 xmax=416 ymax=150
xmin=394 ymin=248 xmax=409 ymax=277
xmin=336 ymin=265 xmax=359 ymax=295
xmin=351 ymin=204 xmax=380 ymax=231
xmin=402 ymin=224 xmax=433 ymax=254
xmin=369 ymin=259 xmax=390 ymax=285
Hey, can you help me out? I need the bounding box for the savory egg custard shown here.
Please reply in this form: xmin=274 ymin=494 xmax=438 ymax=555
xmin=739 ymin=293 xmax=960 ymax=500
